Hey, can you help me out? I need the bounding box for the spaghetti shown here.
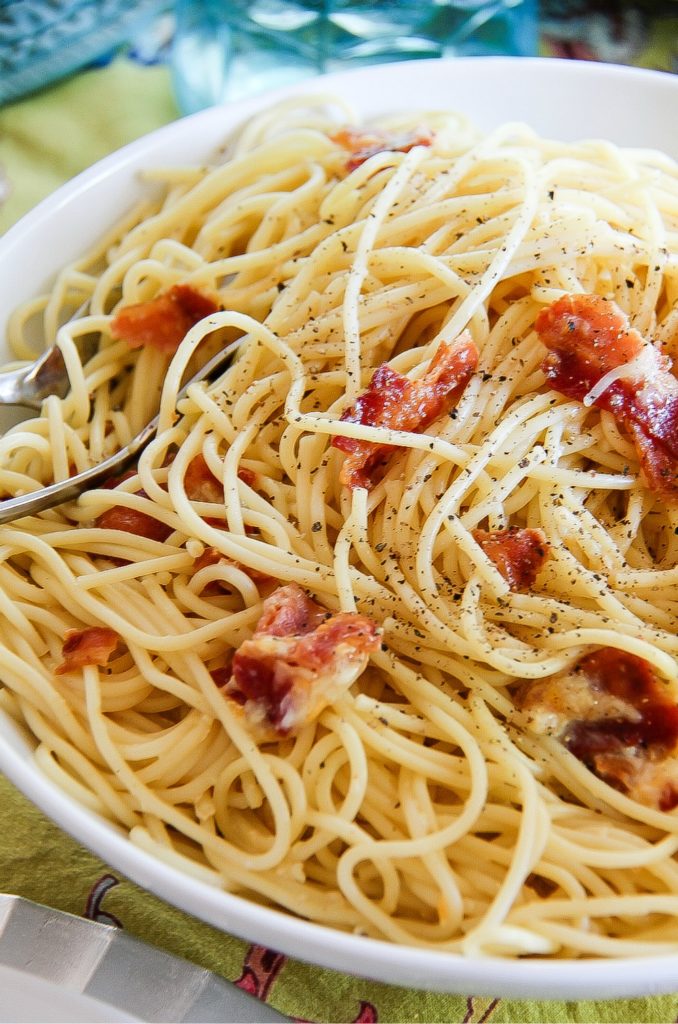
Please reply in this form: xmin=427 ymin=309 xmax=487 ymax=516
xmin=1 ymin=98 xmax=678 ymax=957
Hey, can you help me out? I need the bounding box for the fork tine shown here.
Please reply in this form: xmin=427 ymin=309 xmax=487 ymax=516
xmin=0 ymin=335 xmax=243 ymax=525
xmin=0 ymin=299 xmax=96 ymax=412
xmin=0 ymin=347 xmax=68 ymax=410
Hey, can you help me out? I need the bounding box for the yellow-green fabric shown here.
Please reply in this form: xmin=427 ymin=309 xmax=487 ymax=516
xmin=2 ymin=773 xmax=678 ymax=1023
xmin=0 ymin=59 xmax=178 ymax=233
xmin=2 ymin=55 xmax=678 ymax=1024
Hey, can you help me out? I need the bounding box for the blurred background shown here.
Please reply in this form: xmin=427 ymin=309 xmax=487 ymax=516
xmin=0 ymin=0 xmax=677 ymax=231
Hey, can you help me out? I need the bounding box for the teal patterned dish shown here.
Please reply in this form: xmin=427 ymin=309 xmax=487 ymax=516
xmin=0 ymin=0 xmax=168 ymax=105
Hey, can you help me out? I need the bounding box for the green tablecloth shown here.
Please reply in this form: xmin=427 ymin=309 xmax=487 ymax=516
xmin=3 ymin=772 xmax=678 ymax=1023
xmin=2 ymin=56 xmax=678 ymax=1024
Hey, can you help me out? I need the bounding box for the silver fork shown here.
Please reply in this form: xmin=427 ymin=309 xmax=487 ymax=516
xmin=0 ymin=331 xmax=99 ymax=410
xmin=0 ymin=337 xmax=242 ymax=525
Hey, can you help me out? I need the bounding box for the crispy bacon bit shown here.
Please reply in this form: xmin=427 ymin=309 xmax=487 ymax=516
xmin=535 ymin=293 xmax=678 ymax=501
xmin=95 ymin=466 xmax=171 ymax=541
xmin=184 ymin=454 xmax=223 ymax=503
xmin=110 ymin=284 xmax=219 ymax=354
xmin=254 ymin=583 xmax=329 ymax=637
xmin=185 ymin=455 xmax=256 ymax=499
xmin=56 ymin=627 xmax=119 ymax=675
xmin=472 ymin=526 xmax=549 ymax=591
xmin=332 ymin=127 xmax=434 ymax=172
xmin=217 ymin=583 xmax=380 ymax=740
xmin=101 ymin=469 xmax=136 ymax=490
xmin=516 ymin=648 xmax=678 ymax=811
xmin=95 ymin=501 xmax=172 ymax=542
xmin=211 ymin=664 xmax=232 ymax=688
xmin=193 ymin=546 xmax=225 ymax=574
xmin=536 ymin=293 xmax=646 ymax=384
xmin=332 ymin=334 xmax=478 ymax=490
xmin=96 ymin=453 xmax=224 ymax=540
xmin=95 ymin=468 xmax=172 ymax=548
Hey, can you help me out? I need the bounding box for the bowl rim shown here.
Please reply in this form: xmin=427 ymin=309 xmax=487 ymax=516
xmin=3 ymin=54 xmax=678 ymax=260
xmin=2 ymin=55 xmax=678 ymax=998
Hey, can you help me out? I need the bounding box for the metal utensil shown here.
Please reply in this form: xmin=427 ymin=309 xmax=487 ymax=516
xmin=0 ymin=336 xmax=241 ymax=525
xmin=0 ymin=330 xmax=99 ymax=411
xmin=0 ymin=894 xmax=288 ymax=1022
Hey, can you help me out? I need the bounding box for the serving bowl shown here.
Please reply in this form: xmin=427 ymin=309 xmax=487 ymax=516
xmin=1 ymin=57 xmax=678 ymax=998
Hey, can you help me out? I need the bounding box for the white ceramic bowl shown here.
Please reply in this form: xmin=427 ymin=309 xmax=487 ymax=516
xmin=1 ymin=57 xmax=678 ymax=999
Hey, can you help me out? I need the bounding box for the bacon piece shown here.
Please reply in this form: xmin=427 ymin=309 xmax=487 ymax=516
xmin=193 ymin=546 xmax=227 ymax=574
xmin=535 ymin=293 xmax=678 ymax=501
xmin=536 ymin=293 xmax=645 ymax=388
xmin=332 ymin=127 xmax=434 ymax=172
xmin=332 ymin=334 xmax=478 ymax=490
xmin=237 ymin=466 xmax=257 ymax=487
xmin=184 ymin=455 xmax=255 ymax=500
xmin=217 ymin=583 xmax=380 ymax=740
xmin=95 ymin=453 xmax=223 ymax=541
xmin=472 ymin=526 xmax=549 ymax=591
xmin=95 ymin=468 xmax=172 ymax=541
xmin=95 ymin=502 xmax=172 ymax=542
xmin=525 ymin=874 xmax=559 ymax=899
xmin=254 ymin=583 xmax=329 ymax=636
xmin=516 ymin=648 xmax=678 ymax=811
xmin=110 ymin=284 xmax=219 ymax=354
xmin=94 ymin=469 xmax=173 ymax=547
xmin=211 ymin=664 xmax=232 ymax=688
xmin=56 ymin=627 xmax=119 ymax=675
xmin=184 ymin=454 xmax=223 ymax=503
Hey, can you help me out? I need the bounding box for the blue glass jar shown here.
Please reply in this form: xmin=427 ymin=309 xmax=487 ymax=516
xmin=172 ymin=0 xmax=538 ymax=113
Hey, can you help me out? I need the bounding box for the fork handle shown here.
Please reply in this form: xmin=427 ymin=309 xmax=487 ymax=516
xmin=0 ymin=418 xmax=157 ymax=524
